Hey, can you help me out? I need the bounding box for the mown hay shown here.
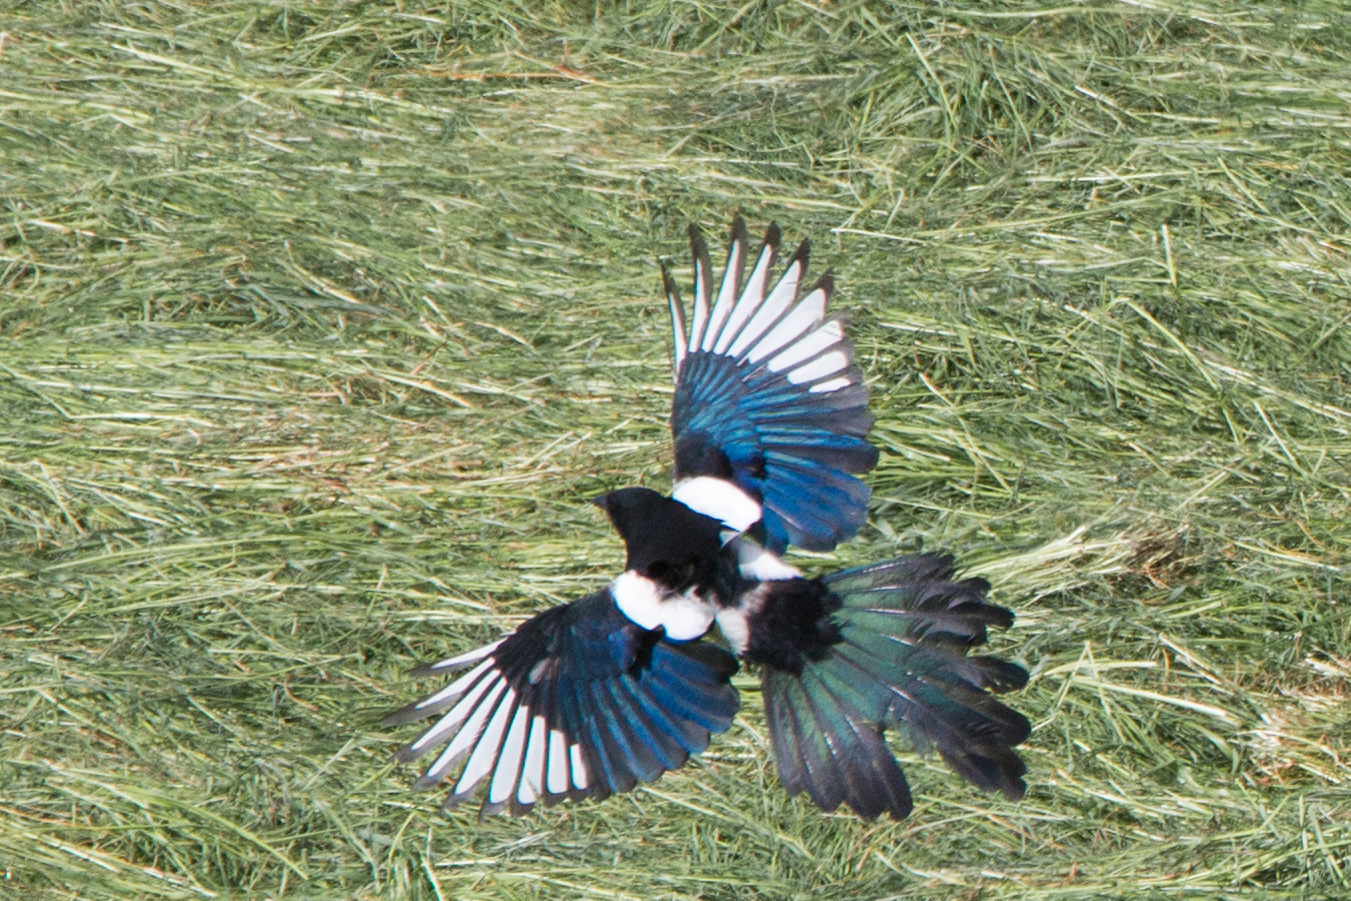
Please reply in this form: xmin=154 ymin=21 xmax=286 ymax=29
xmin=2 ymin=2 xmax=1350 ymax=898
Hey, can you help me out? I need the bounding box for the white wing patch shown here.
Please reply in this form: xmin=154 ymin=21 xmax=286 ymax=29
xmin=408 ymin=657 xmax=496 ymax=718
xmin=669 ymin=222 xmax=862 ymax=399
xmin=702 ymin=231 xmax=744 ymax=350
xmin=767 ymin=319 xmax=843 ymax=373
xmin=519 ymin=715 xmax=547 ymax=804
xmin=669 ymin=221 xmax=863 ymax=403
xmin=726 ymin=257 xmax=803 ymax=358
xmin=453 ymin=686 xmax=518 ymax=796
xmin=390 ymin=629 xmax=579 ymax=812
xmin=746 ymin=287 xmax=827 ymax=364
xmin=787 ymin=349 xmax=849 ymax=385
xmin=547 ymin=728 xmax=570 ymax=795
xmin=713 ymin=235 xmax=776 ymax=354
xmin=420 ymin=639 xmax=504 ymax=673
xmin=488 ymin=706 xmax=532 ymax=804
xmin=391 ymin=588 xmax=733 ymax=814
xmin=404 ymin=669 xmax=497 ymax=759
xmin=422 ymin=678 xmax=507 ymax=783
xmin=810 ymin=376 xmax=853 ymax=394
xmin=569 ymin=743 xmax=589 ymax=790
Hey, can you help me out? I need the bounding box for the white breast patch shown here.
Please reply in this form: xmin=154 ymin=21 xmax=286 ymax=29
xmin=715 ymin=582 xmax=772 ymax=656
xmin=714 ymin=607 xmax=749 ymax=656
xmin=734 ymin=538 xmax=802 ymax=581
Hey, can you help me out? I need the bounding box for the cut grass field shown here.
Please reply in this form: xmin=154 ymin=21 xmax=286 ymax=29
xmin=2 ymin=1 xmax=1350 ymax=898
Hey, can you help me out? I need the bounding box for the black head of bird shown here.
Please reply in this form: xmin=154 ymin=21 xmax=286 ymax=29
xmin=591 ymin=486 xmax=730 ymax=591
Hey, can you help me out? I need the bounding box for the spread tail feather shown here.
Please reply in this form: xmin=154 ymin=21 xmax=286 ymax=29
xmin=763 ymin=665 xmax=913 ymax=820
xmin=761 ymin=554 xmax=1029 ymax=819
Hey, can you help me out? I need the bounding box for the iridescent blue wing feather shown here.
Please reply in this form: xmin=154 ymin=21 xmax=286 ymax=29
xmin=665 ymin=218 xmax=878 ymax=553
xmin=384 ymin=590 xmax=739 ymax=816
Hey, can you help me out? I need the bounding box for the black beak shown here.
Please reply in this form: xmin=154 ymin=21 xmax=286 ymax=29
xmin=589 ymin=492 xmax=611 ymax=510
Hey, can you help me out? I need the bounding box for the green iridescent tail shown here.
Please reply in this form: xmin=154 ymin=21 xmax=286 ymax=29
xmin=761 ymin=554 xmax=1029 ymax=820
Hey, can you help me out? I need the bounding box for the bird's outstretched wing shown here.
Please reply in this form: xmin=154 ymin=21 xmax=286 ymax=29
xmin=385 ymin=590 xmax=739 ymax=816
xmin=755 ymin=555 xmax=1029 ymax=820
xmin=665 ymin=217 xmax=878 ymax=553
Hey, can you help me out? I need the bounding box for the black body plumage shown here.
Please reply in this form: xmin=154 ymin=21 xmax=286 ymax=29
xmin=740 ymin=577 xmax=843 ymax=675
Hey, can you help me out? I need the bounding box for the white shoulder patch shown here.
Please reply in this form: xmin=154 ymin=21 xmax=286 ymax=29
xmin=611 ymin=571 xmax=715 ymax=640
xmin=611 ymin=571 xmax=665 ymax=631
xmin=672 ymin=476 xmax=762 ymax=533
xmin=613 ymin=570 xmax=718 ymax=640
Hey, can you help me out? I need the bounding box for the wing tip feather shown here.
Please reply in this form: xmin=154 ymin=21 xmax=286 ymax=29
xmin=763 ymin=221 xmax=782 ymax=251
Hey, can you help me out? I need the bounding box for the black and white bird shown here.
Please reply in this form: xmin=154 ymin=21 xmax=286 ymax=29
xmin=385 ymin=218 xmax=1029 ymax=819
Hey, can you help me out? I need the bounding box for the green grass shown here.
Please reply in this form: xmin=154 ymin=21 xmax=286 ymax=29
xmin=2 ymin=1 xmax=1350 ymax=898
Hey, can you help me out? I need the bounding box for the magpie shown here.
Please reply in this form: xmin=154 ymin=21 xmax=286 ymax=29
xmin=384 ymin=218 xmax=1029 ymax=819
